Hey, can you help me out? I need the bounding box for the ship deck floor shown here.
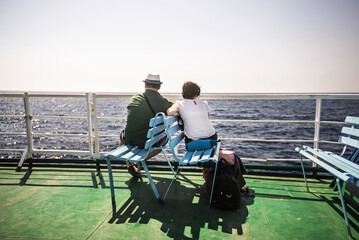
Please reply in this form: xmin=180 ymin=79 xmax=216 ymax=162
xmin=0 ymin=165 xmax=358 ymax=240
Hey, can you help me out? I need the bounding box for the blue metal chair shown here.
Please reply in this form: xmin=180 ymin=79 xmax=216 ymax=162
xmin=296 ymin=116 xmax=359 ymax=236
xmin=154 ymin=112 xmax=221 ymax=203
xmin=102 ymin=114 xmax=175 ymax=215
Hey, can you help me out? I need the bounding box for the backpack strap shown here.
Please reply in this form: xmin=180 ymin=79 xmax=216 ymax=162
xmin=143 ymin=93 xmax=156 ymax=116
xmin=221 ymin=158 xmax=230 ymax=164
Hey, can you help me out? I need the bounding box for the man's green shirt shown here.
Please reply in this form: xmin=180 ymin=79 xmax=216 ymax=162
xmin=123 ymin=89 xmax=173 ymax=148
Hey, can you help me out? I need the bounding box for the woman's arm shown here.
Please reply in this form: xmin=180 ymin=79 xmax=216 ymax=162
xmin=167 ymin=103 xmax=180 ymax=116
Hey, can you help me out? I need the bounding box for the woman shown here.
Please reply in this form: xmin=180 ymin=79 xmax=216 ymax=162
xmin=167 ymin=81 xmax=217 ymax=145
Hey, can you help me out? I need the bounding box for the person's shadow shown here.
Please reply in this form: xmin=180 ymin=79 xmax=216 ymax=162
xmin=109 ymin=174 xmax=255 ymax=240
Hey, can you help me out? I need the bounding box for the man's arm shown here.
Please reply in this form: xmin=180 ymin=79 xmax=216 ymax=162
xmin=167 ymin=102 xmax=179 ymax=116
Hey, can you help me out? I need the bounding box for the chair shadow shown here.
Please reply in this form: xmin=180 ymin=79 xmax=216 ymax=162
xmin=109 ymin=176 xmax=255 ymax=240
xmin=320 ymin=181 xmax=359 ymax=239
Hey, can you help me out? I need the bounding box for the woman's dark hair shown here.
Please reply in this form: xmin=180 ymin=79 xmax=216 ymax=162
xmin=182 ymin=81 xmax=201 ymax=99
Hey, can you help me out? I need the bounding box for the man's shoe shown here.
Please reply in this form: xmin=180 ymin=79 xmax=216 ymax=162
xmin=127 ymin=165 xmax=140 ymax=178
xmin=240 ymin=187 xmax=249 ymax=193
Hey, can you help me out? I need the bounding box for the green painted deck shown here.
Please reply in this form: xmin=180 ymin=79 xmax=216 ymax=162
xmin=0 ymin=166 xmax=358 ymax=240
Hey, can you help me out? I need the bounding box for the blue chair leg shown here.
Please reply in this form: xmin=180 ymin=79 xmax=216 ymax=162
xmin=141 ymin=161 xmax=161 ymax=201
xmin=163 ymin=167 xmax=181 ymax=200
xmin=336 ymin=178 xmax=351 ymax=236
xmin=105 ymin=158 xmax=116 ymax=216
xmin=209 ymin=161 xmax=218 ymax=204
xmin=137 ymin=161 xmax=141 ymax=175
xmin=162 ymin=151 xmax=175 ymax=175
xmin=299 ymin=154 xmax=309 ymax=192
xmin=176 ymin=165 xmax=184 ymax=179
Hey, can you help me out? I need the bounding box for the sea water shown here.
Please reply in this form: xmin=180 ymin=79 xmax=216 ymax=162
xmin=0 ymin=96 xmax=358 ymax=166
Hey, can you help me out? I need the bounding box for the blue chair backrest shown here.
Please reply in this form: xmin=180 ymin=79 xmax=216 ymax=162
xmin=164 ymin=116 xmax=184 ymax=149
xmin=339 ymin=116 xmax=359 ymax=159
xmin=149 ymin=113 xmax=184 ymax=161
xmin=144 ymin=113 xmax=168 ymax=150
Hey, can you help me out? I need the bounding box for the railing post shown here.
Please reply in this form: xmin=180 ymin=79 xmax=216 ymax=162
xmin=93 ymin=94 xmax=100 ymax=160
xmin=86 ymin=93 xmax=94 ymax=156
xmin=313 ymin=98 xmax=322 ymax=169
xmin=23 ymin=93 xmax=33 ymax=158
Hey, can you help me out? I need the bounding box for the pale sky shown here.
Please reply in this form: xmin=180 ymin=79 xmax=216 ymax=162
xmin=1 ymin=0 xmax=358 ymax=93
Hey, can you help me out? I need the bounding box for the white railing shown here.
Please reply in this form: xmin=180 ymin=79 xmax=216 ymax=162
xmin=1 ymin=92 xmax=359 ymax=168
xmin=0 ymin=93 xmax=93 ymax=165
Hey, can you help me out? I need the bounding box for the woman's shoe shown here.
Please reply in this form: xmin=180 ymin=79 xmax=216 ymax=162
xmin=127 ymin=165 xmax=140 ymax=178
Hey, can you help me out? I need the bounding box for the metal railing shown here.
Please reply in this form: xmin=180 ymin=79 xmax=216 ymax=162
xmin=0 ymin=93 xmax=93 ymax=170
xmin=1 ymin=92 xmax=359 ymax=168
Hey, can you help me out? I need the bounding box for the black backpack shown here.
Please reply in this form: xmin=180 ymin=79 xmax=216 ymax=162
xmin=206 ymin=158 xmax=241 ymax=210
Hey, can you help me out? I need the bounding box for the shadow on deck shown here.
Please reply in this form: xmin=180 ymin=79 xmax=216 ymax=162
xmin=109 ymin=175 xmax=255 ymax=239
xmin=0 ymin=166 xmax=358 ymax=240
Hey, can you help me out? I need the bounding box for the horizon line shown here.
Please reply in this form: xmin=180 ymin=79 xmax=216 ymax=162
xmin=1 ymin=90 xmax=359 ymax=95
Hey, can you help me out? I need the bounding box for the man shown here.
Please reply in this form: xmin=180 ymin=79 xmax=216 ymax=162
xmin=120 ymin=73 xmax=173 ymax=177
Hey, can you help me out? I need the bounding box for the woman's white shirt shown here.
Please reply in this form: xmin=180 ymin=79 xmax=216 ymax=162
xmin=175 ymin=99 xmax=215 ymax=140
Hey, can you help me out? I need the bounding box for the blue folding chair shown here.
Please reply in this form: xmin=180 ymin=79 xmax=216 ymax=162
xmin=296 ymin=116 xmax=359 ymax=236
xmin=102 ymin=114 xmax=175 ymax=215
xmin=153 ymin=112 xmax=221 ymax=203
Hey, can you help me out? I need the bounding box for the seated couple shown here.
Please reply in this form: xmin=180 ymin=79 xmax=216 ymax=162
xmin=119 ymin=73 xmax=218 ymax=177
